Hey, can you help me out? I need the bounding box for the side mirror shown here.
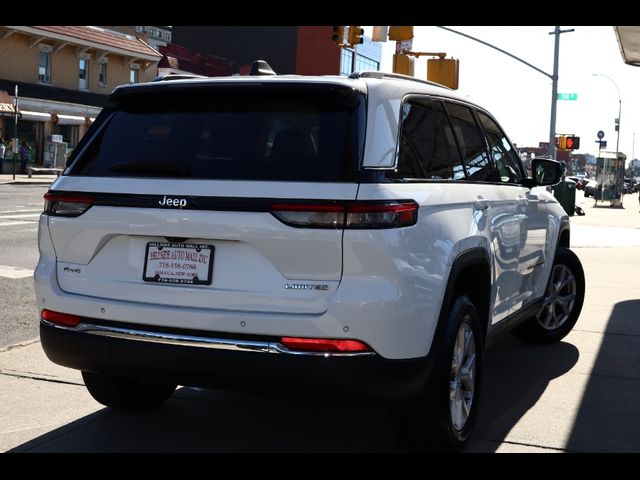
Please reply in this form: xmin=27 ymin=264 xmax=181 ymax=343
xmin=525 ymin=158 xmax=564 ymax=187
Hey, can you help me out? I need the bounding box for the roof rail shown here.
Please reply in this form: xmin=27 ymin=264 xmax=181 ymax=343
xmin=151 ymin=72 xmax=208 ymax=82
xmin=349 ymin=71 xmax=451 ymax=90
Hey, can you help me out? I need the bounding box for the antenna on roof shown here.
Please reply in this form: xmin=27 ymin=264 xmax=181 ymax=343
xmin=250 ymin=60 xmax=277 ymax=76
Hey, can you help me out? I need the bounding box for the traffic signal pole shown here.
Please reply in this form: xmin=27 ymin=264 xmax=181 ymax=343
xmin=436 ymin=26 xmax=573 ymax=160
xmin=548 ymin=26 xmax=560 ymax=161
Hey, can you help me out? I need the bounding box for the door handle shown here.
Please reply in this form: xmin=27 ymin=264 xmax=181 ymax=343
xmin=474 ymin=196 xmax=490 ymax=210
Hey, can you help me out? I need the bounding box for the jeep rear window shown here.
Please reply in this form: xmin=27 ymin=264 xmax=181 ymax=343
xmin=68 ymin=84 xmax=366 ymax=182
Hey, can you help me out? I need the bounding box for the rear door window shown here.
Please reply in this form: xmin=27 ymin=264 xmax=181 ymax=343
xmin=445 ymin=102 xmax=497 ymax=183
xmin=69 ymin=84 xmax=366 ymax=182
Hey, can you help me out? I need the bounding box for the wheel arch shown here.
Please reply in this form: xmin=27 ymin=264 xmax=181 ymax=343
xmin=432 ymin=248 xmax=492 ymax=354
xmin=558 ymin=224 xmax=570 ymax=249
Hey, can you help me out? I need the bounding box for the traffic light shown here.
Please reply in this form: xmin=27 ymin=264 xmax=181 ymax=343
xmin=565 ymin=136 xmax=580 ymax=150
xmin=348 ymin=26 xmax=364 ymax=46
xmin=388 ymin=26 xmax=414 ymax=41
xmin=331 ymin=26 xmax=344 ymax=46
xmin=427 ymin=58 xmax=459 ymax=90
xmin=393 ymin=53 xmax=414 ymax=76
xmin=556 ymin=135 xmax=580 ymax=150
xmin=371 ymin=26 xmax=388 ymax=42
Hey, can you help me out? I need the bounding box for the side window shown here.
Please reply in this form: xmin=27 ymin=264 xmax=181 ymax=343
xmin=445 ymin=102 xmax=496 ymax=182
xmin=477 ymin=111 xmax=523 ymax=184
xmin=391 ymin=98 xmax=464 ymax=180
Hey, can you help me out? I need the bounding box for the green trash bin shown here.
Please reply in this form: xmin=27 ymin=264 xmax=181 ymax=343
xmin=553 ymin=179 xmax=576 ymax=216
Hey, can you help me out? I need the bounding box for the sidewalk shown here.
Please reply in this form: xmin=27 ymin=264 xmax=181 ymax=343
xmin=0 ymin=173 xmax=59 ymax=185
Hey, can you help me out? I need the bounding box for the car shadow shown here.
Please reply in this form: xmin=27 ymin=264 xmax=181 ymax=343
xmin=564 ymin=299 xmax=640 ymax=452
xmin=14 ymin=300 xmax=639 ymax=453
xmin=465 ymin=333 xmax=580 ymax=452
xmin=9 ymin=387 xmax=402 ymax=452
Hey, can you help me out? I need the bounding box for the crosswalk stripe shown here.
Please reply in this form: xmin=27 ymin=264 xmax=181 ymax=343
xmin=0 ymin=221 xmax=33 ymax=227
xmin=0 ymin=265 xmax=34 ymax=279
xmin=0 ymin=209 xmax=43 ymax=214
xmin=0 ymin=213 xmax=41 ymax=219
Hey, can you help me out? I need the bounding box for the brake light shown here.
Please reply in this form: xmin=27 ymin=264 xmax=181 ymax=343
xmin=41 ymin=309 xmax=81 ymax=327
xmin=270 ymin=201 xmax=418 ymax=229
xmin=44 ymin=191 xmax=94 ymax=217
xmin=281 ymin=337 xmax=371 ymax=353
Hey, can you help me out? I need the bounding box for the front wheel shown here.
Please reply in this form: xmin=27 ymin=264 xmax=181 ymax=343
xmin=398 ymin=295 xmax=483 ymax=452
xmin=512 ymin=247 xmax=585 ymax=344
xmin=82 ymin=371 xmax=176 ymax=410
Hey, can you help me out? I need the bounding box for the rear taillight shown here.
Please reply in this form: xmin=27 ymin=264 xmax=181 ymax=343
xmin=41 ymin=309 xmax=81 ymax=327
xmin=44 ymin=191 xmax=94 ymax=217
xmin=270 ymin=201 xmax=418 ymax=229
xmin=281 ymin=337 xmax=371 ymax=353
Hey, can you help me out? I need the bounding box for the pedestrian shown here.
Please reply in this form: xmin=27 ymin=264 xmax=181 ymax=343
xmin=19 ymin=140 xmax=31 ymax=175
xmin=0 ymin=138 xmax=5 ymax=174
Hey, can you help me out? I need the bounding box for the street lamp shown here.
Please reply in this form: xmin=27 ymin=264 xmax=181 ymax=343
xmin=592 ymin=73 xmax=622 ymax=204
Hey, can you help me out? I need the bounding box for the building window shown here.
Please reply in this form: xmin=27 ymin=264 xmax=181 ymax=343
xmin=129 ymin=66 xmax=139 ymax=84
xmin=39 ymin=47 xmax=51 ymax=84
xmin=340 ymin=49 xmax=353 ymax=76
xmin=99 ymin=62 xmax=107 ymax=87
xmin=340 ymin=50 xmax=380 ymax=76
xmin=354 ymin=55 xmax=380 ymax=72
xmin=79 ymin=58 xmax=89 ymax=90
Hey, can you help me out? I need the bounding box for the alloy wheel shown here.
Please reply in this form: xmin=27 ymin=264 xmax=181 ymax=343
xmin=449 ymin=319 xmax=476 ymax=432
xmin=537 ymin=264 xmax=577 ymax=330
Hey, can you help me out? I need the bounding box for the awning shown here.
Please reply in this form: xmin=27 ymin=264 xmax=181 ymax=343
xmin=614 ymin=26 xmax=640 ymax=67
xmin=19 ymin=110 xmax=50 ymax=122
xmin=57 ymin=114 xmax=87 ymax=125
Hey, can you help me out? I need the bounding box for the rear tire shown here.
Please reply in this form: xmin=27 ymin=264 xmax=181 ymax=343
xmin=512 ymin=247 xmax=585 ymax=344
xmin=82 ymin=371 xmax=176 ymax=410
xmin=398 ymin=295 xmax=483 ymax=452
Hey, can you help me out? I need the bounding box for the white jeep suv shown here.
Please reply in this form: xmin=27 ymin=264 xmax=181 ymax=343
xmin=35 ymin=69 xmax=584 ymax=451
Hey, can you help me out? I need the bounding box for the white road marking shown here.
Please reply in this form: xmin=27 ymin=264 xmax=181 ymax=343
xmin=0 ymin=221 xmax=32 ymax=227
xmin=0 ymin=213 xmax=41 ymax=219
xmin=0 ymin=265 xmax=34 ymax=279
xmin=0 ymin=209 xmax=43 ymax=215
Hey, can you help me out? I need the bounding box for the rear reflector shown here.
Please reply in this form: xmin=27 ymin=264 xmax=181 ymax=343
xmin=270 ymin=201 xmax=418 ymax=229
xmin=281 ymin=337 xmax=371 ymax=353
xmin=44 ymin=191 xmax=94 ymax=217
xmin=41 ymin=309 xmax=81 ymax=327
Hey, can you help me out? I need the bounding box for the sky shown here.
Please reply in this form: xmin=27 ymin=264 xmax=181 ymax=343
xmin=365 ymin=26 xmax=640 ymax=166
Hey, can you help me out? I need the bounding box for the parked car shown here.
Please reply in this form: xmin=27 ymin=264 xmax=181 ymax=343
xmin=35 ymin=66 xmax=585 ymax=451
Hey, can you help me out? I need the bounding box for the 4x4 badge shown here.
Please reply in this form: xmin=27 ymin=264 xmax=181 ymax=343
xmin=158 ymin=196 xmax=188 ymax=208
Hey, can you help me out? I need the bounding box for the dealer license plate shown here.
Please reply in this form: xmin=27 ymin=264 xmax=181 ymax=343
xmin=143 ymin=242 xmax=214 ymax=285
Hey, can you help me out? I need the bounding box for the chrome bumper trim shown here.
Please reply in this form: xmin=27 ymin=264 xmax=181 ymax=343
xmin=41 ymin=320 xmax=375 ymax=357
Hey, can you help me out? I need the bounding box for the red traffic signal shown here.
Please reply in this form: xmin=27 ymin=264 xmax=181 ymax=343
xmin=565 ymin=136 xmax=580 ymax=150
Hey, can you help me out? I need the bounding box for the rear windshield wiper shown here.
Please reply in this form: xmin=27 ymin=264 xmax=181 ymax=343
xmin=109 ymin=162 xmax=191 ymax=177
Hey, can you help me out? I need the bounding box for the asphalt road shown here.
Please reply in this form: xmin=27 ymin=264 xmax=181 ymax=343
xmin=0 ymin=184 xmax=47 ymax=348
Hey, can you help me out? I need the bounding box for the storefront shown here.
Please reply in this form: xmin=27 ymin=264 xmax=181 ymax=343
xmin=0 ymin=90 xmax=98 ymax=170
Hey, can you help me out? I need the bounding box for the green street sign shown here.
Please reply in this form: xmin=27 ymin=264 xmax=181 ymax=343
xmin=557 ymin=93 xmax=578 ymax=101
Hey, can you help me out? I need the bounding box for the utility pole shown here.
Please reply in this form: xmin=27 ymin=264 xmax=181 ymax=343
xmin=548 ymin=26 xmax=574 ymax=160
xmin=13 ymin=85 xmax=18 ymax=181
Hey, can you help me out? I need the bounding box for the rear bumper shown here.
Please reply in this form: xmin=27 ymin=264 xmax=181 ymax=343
xmin=40 ymin=320 xmax=432 ymax=402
